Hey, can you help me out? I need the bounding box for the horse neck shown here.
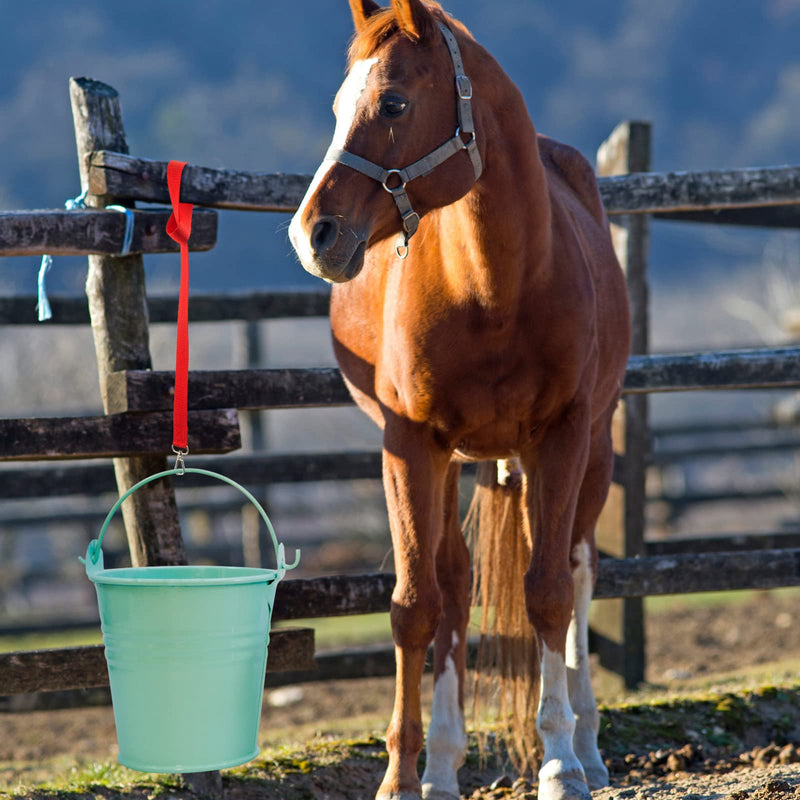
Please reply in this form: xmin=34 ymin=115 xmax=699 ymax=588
xmin=435 ymin=55 xmax=553 ymax=310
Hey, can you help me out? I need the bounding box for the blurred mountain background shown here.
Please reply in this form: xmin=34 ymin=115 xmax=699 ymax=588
xmin=1 ymin=0 xmax=799 ymax=298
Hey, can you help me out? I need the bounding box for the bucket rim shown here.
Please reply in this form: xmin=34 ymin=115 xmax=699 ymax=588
xmin=88 ymin=564 xmax=282 ymax=587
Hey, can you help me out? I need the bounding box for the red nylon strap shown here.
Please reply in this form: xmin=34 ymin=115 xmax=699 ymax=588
xmin=165 ymin=161 xmax=193 ymax=451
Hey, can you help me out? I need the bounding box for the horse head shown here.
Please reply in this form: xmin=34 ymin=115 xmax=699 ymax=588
xmin=289 ymin=0 xmax=484 ymax=283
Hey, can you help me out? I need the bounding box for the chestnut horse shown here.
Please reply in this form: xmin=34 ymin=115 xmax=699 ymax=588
xmin=289 ymin=2 xmax=631 ymax=799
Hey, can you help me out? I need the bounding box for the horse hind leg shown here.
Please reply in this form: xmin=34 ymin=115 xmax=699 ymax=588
xmin=566 ymin=429 xmax=614 ymax=791
xmin=523 ymin=403 xmax=594 ymax=800
xmin=421 ymin=463 xmax=469 ymax=800
xmin=566 ymin=540 xmax=608 ymax=790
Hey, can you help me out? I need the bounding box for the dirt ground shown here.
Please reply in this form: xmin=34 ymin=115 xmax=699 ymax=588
xmin=2 ymin=589 xmax=800 ymax=799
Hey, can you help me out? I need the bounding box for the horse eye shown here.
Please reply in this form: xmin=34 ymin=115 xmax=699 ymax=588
xmin=379 ymin=95 xmax=408 ymax=118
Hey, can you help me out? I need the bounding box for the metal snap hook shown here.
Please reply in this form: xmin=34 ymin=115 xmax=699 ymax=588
xmin=172 ymin=445 xmax=189 ymax=476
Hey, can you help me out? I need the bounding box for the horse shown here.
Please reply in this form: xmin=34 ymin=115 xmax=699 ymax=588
xmin=288 ymin=2 xmax=631 ymax=799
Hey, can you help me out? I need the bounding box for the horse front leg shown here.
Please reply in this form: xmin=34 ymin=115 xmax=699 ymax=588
xmin=522 ymin=401 xmax=592 ymax=800
xmin=377 ymin=421 xmax=450 ymax=800
xmin=421 ymin=462 xmax=469 ymax=800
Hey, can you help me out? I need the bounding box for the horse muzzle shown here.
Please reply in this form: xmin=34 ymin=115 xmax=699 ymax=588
xmin=289 ymin=212 xmax=367 ymax=284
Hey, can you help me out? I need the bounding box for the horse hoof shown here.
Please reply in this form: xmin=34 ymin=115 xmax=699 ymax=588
xmin=421 ymin=788 xmax=459 ymax=800
xmin=537 ymin=770 xmax=592 ymax=800
xmin=583 ymin=764 xmax=610 ymax=791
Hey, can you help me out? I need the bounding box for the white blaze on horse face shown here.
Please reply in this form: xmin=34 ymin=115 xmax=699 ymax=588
xmin=421 ymin=633 xmax=466 ymax=799
xmin=288 ymin=57 xmax=379 ymax=267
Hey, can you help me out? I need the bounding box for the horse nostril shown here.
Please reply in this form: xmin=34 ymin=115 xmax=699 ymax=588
xmin=311 ymin=217 xmax=340 ymax=255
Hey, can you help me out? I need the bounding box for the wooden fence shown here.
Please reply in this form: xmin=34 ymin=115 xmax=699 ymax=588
xmin=3 ymin=80 xmax=800 ymax=709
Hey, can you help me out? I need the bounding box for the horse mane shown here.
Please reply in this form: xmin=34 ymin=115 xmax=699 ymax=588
xmin=347 ymin=2 xmax=473 ymax=66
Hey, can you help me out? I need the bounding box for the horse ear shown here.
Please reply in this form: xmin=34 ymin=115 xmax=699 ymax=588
xmin=391 ymin=0 xmax=432 ymax=39
xmin=349 ymin=0 xmax=381 ymax=31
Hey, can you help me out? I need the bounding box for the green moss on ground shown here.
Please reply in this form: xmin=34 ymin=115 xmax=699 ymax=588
xmin=3 ymin=685 xmax=800 ymax=800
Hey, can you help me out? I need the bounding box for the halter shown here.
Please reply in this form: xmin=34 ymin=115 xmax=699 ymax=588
xmin=326 ymin=21 xmax=482 ymax=259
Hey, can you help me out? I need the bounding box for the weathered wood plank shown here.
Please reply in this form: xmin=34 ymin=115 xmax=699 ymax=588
xmin=0 ymin=410 xmax=241 ymax=461
xmin=278 ymin=548 xmax=800 ymax=619
xmin=145 ymin=290 xmax=330 ymax=323
xmin=104 ymin=348 xmax=800 ymax=415
xmin=87 ymin=149 xmax=800 ymax=216
xmin=601 ymin=164 xmax=800 ymax=215
xmin=594 ymin=548 xmax=800 ymax=597
xmin=272 ymin=573 xmax=397 ymax=621
xmin=106 ymin=367 xmax=353 ymax=413
xmin=0 ymin=209 xmax=216 ymax=257
xmin=89 ymin=150 xmax=313 ymax=213
xmin=5 ymin=538 xmax=800 ymax=635
xmin=71 ymin=76 xmax=188 ymax=568
xmin=625 ymin=347 xmax=800 ymax=392
xmin=274 ymin=548 xmax=800 ymax=619
xmin=0 ymin=290 xmax=330 ymax=326
xmin=0 ymin=627 xmax=315 ymax=694
xmin=0 ymin=451 xmax=381 ymax=499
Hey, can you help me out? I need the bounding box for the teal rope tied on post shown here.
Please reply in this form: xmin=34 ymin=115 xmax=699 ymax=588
xmin=37 ymin=190 xmax=135 ymax=322
xmin=37 ymin=188 xmax=88 ymax=322
xmin=36 ymin=254 xmax=54 ymax=322
xmin=64 ymin=188 xmax=88 ymax=210
xmin=106 ymin=205 xmax=135 ymax=256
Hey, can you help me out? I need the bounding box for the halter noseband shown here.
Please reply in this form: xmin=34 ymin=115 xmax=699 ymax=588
xmin=325 ymin=22 xmax=482 ymax=259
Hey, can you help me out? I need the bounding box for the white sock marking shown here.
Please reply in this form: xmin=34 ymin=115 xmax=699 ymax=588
xmin=538 ymin=643 xmax=583 ymax=784
xmin=421 ymin=634 xmax=465 ymax=798
xmin=566 ymin=540 xmax=608 ymax=788
xmin=289 ymin=57 xmax=379 ymax=267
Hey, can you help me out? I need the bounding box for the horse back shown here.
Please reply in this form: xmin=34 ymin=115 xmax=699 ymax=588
xmin=537 ymin=135 xmax=607 ymax=228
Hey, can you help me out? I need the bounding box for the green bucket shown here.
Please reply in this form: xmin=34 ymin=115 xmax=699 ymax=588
xmin=82 ymin=468 xmax=299 ymax=773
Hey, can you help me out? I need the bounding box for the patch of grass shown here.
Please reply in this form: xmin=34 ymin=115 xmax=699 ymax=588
xmin=644 ymin=586 xmax=800 ymax=615
xmin=274 ymin=612 xmax=392 ymax=651
xmin=598 ymin=682 xmax=800 ymax=758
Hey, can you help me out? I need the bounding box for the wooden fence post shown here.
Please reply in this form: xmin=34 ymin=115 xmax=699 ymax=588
xmin=71 ymin=76 xmax=221 ymax=795
xmin=70 ymin=77 xmax=186 ymax=567
xmin=593 ymin=120 xmax=652 ymax=692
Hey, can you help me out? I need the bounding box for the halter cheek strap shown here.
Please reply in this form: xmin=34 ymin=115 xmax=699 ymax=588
xmin=326 ymin=21 xmax=482 ymax=259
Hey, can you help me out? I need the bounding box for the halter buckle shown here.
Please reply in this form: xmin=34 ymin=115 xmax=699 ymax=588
xmin=455 ymin=74 xmax=473 ymax=100
xmin=401 ymin=209 xmax=420 ymax=237
xmin=382 ymin=169 xmax=406 ymax=194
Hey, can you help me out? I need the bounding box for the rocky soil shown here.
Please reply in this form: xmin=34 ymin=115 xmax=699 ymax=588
xmin=1 ymin=590 xmax=800 ymax=799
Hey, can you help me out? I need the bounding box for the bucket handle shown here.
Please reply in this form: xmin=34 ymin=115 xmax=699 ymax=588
xmin=81 ymin=468 xmax=300 ymax=579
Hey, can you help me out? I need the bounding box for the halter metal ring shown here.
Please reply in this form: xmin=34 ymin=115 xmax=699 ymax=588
xmin=382 ymin=169 xmax=406 ymax=194
xmin=454 ymin=127 xmax=475 ymax=149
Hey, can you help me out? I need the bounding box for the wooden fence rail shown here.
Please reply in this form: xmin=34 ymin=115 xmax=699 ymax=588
xmin=99 ymin=347 xmax=800 ymax=415
xmin=0 ymin=209 xmax=216 ymax=257
xmin=3 ymin=548 xmax=799 ymax=698
xmin=85 ymin=149 xmax=800 ymax=218
xmin=0 ymin=290 xmax=331 ymax=326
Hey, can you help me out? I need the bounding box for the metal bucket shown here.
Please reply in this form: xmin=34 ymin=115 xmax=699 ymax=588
xmin=82 ymin=468 xmax=299 ymax=773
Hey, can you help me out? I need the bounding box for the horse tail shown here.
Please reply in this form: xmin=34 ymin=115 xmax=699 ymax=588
xmin=466 ymin=458 xmax=540 ymax=775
